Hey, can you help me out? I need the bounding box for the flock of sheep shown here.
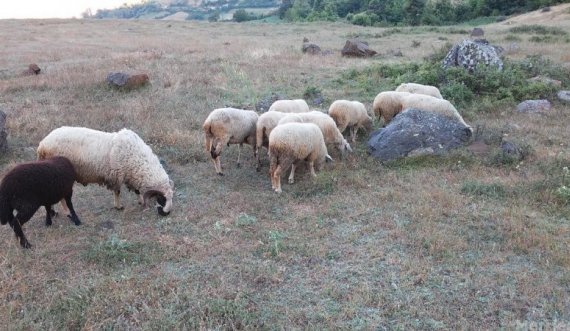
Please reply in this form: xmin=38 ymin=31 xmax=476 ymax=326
xmin=0 ymin=82 xmax=470 ymax=248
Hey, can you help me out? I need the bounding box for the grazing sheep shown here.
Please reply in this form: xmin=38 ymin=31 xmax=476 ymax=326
xmin=372 ymin=91 xmax=411 ymax=125
xmin=268 ymin=99 xmax=310 ymax=113
xmin=203 ymin=107 xmax=259 ymax=175
xmin=37 ymin=127 xmax=174 ymax=216
xmin=268 ymin=123 xmax=332 ymax=193
xmin=327 ymin=100 xmax=373 ymax=143
xmin=373 ymin=92 xmax=471 ymax=131
xmin=255 ymin=110 xmax=290 ymax=172
xmin=395 ymin=83 xmax=443 ymax=99
xmin=0 ymin=156 xmax=81 ymax=248
xmin=278 ymin=111 xmax=353 ymax=155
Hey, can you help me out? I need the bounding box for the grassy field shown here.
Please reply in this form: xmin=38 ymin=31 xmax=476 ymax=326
xmin=0 ymin=4 xmax=570 ymax=330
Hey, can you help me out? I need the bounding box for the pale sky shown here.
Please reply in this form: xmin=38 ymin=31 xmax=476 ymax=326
xmin=0 ymin=0 xmax=142 ymax=19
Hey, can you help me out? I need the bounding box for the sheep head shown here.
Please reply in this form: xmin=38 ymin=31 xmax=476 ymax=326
xmin=143 ymin=180 xmax=174 ymax=216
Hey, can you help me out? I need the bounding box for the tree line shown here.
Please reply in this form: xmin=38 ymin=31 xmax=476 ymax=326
xmin=279 ymin=0 xmax=570 ymax=26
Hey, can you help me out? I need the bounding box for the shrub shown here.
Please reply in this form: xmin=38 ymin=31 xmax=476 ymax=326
xmin=508 ymin=25 xmax=568 ymax=36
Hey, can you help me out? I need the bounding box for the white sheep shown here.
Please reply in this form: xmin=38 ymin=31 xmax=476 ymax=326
xmin=401 ymin=94 xmax=471 ymax=130
xmin=327 ymin=100 xmax=373 ymax=143
xmin=255 ymin=110 xmax=291 ymax=172
xmin=372 ymin=91 xmax=471 ymax=131
xmin=278 ymin=111 xmax=353 ymax=155
xmin=37 ymin=126 xmax=174 ymax=216
xmin=372 ymin=91 xmax=411 ymax=124
xmin=268 ymin=99 xmax=310 ymax=113
xmin=203 ymin=107 xmax=259 ymax=176
xmin=395 ymin=83 xmax=443 ymax=99
xmin=268 ymin=122 xmax=332 ymax=193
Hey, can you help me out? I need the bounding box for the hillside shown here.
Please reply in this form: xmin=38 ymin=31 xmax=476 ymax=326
xmin=90 ymin=0 xmax=280 ymax=20
xmin=1 ymin=3 xmax=570 ymax=329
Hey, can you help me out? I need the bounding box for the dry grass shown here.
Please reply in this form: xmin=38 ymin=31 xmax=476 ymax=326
xmin=1 ymin=6 xmax=570 ymax=329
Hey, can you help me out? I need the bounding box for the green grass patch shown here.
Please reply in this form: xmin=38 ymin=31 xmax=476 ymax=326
xmin=83 ymin=234 xmax=161 ymax=269
xmin=461 ymin=181 xmax=507 ymax=199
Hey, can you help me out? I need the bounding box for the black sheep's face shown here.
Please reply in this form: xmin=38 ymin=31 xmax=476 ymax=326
xmin=157 ymin=194 xmax=169 ymax=216
xmin=143 ymin=181 xmax=173 ymax=216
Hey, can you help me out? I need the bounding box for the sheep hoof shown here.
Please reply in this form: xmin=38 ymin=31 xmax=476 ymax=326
xmin=115 ymin=206 xmax=124 ymax=210
xmin=20 ymin=239 xmax=31 ymax=249
xmin=236 ymin=163 xmax=241 ymax=168
xmin=217 ymin=172 xmax=224 ymax=176
xmin=288 ymin=179 xmax=294 ymax=184
xmin=68 ymin=215 xmax=81 ymax=226
xmin=45 ymin=220 xmax=52 ymax=227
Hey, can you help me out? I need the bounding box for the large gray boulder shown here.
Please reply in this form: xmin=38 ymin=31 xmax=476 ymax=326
xmin=341 ymin=39 xmax=377 ymax=57
xmin=367 ymin=109 xmax=472 ymax=161
xmin=442 ymin=39 xmax=503 ymax=72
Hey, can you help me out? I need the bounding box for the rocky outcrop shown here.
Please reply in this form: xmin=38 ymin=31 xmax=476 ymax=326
xmin=442 ymin=39 xmax=503 ymax=72
xmin=367 ymin=109 xmax=471 ymax=161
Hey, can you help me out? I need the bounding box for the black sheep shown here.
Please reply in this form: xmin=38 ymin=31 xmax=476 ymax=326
xmin=0 ymin=156 xmax=81 ymax=248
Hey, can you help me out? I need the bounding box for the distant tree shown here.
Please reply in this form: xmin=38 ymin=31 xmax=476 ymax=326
xmin=404 ymin=0 xmax=425 ymax=25
xmin=279 ymin=0 xmax=293 ymax=19
xmin=233 ymin=9 xmax=253 ymax=22
xmin=208 ymin=11 xmax=220 ymax=22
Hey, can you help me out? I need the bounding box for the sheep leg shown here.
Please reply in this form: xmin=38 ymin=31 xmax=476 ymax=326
xmin=13 ymin=205 xmax=37 ymax=248
xmin=114 ymin=190 xmax=124 ymax=210
xmin=211 ymin=140 xmax=224 ymax=175
xmin=236 ymin=144 xmax=242 ymax=168
xmin=64 ymin=194 xmax=81 ymax=226
xmin=350 ymin=126 xmax=357 ymax=143
xmin=44 ymin=205 xmax=53 ymax=226
xmin=60 ymin=198 xmax=71 ymax=217
xmin=288 ymin=164 xmax=296 ymax=184
xmin=309 ymin=161 xmax=317 ymax=177
xmin=273 ymin=164 xmax=283 ymax=193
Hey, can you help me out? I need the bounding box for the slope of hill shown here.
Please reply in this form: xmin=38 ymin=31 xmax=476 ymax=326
xmin=90 ymin=0 xmax=279 ymax=20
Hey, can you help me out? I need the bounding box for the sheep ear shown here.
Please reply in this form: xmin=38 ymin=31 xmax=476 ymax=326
xmin=325 ymin=155 xmax=333 ymax=163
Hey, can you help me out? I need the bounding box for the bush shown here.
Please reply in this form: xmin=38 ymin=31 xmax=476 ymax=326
xmin=335 ymin=52 xmax=570 ymax=114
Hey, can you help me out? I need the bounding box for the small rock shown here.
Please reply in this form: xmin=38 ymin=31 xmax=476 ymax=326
xmin=106 ymin=72 xmax=129 ymax=87
xmin=516 ymin=99 xmax=552 ymax=113
xmin=557 ymin=90 xmax=570 ymax=104
xmin=256 ymin=92 xmax=287 ymax=113
xmin=341 ymin=39 xmax=377 ymax=58
xmin=27 ymin=63 xmax=41 ymax=75
xmin=302 ymin=42 xmax=321 ymax=55
xmin=470 ymin=27 xmax=484 ymax=38
xmin=528 ymin=76 xmax=562 ymax=87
